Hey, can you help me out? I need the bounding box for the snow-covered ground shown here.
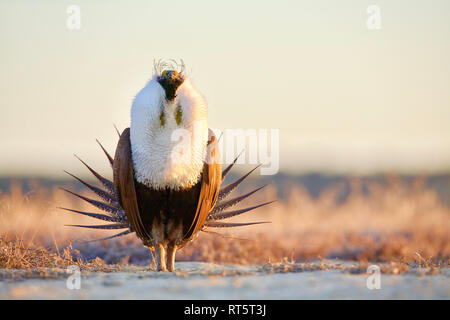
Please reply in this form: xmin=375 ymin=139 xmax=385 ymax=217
xmin=1 ymin=262 xmax=449 ymax=299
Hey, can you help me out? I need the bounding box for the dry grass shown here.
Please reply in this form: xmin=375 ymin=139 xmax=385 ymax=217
xmin=0 ymin=238 xmax=71 ymax=269
xmin=0 ymin=176 xmax=449 ymax=273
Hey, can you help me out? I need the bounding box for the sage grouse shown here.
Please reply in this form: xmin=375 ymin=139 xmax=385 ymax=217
xmin=61 ymin=63 xmax=274 ymax=271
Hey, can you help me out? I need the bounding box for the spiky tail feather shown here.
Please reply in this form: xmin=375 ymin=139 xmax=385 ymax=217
xmin=60 ymin=135 xmax=275 ymax=242
xmin=60 ymin=139 xmax=132 ymax=241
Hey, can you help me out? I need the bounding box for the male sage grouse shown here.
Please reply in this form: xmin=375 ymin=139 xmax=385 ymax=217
xmin=61 ymin=62 xmax=275 ymax=271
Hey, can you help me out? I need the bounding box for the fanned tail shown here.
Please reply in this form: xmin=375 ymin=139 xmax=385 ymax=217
xmin=218 ymin=165 xmax=261 ymax=201
xmin=205 ymin=160 xmax=276 ymax=231
xmin=208 ymin=200 xmax=276 ymax=221
xmin=221 ymin=150 xmax=244 ymax=180
xmin=63 ymin=171 xmax=117 ymax=205
xmin=84 ymin=229 xmax=134 ymax=243
xmin=61 ymin=133 xmax=276 ymax=243
xmin=58 ymin=207 xmax=123 ymax=223
xmin=60 ymin=138 xmax=132 ymax=241
xmin=96 ymin=139 xmax=114 ymax=168
xmin=209 ymin=184 xmax=269 ymax=216
xmin=59 ymin=187 xmax=121 ymax=216
xmin=73 ymin=154 xmax=115 ymax=195
xmin=65 ymin=223 xmax=129 ymax=230
xmin=205 ymin=221 xmax=270 ymax=228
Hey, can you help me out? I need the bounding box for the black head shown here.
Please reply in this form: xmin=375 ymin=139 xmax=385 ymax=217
xmin=157 ymin=70 xmax=185 ymax=101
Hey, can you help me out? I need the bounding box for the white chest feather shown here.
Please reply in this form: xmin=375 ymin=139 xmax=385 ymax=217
xmin=130 ymin=76 xmax=208 ymax=190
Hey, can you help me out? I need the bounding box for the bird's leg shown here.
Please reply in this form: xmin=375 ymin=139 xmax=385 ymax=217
xmin=155 ymin=243 xmax=167 ymax=272
xmin=166 ymin=243 xmax=177 ymax=272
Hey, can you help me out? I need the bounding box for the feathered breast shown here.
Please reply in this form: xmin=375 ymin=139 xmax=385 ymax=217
xmin=130 ymin=76 xmax=208 ymax=190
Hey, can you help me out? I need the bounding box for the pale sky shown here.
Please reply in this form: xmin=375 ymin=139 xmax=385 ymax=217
xmin=1 ymin=0 xmax=449 ymax=178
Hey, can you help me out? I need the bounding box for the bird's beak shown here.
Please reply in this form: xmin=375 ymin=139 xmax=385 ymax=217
xmin=158 ymin=70 xmax=185 ymax=101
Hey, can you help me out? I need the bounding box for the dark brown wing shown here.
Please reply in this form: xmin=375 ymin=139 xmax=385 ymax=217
xmin=181 ymin=130 xmax=222 ymax=246
xmin=113 ymin=128 xmax=149 ymax=241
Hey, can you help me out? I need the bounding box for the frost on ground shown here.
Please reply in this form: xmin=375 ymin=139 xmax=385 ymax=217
xmin=1 ymin=261 xmax=449 ymax=299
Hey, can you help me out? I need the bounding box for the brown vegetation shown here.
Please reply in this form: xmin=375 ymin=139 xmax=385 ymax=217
xmin=0 ymin=176 xmax=449 ymax=273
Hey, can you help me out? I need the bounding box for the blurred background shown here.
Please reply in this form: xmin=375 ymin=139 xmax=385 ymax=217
xmin=0 ymin=1 xmax=449 ymax=266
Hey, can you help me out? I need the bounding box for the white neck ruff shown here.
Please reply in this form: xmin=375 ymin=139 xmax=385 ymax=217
xmin=130 ymin=76 xmax=208 ymax=190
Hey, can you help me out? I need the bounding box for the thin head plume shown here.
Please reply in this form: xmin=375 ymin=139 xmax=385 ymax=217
xmin=153 ymin=59 xmax=185 ymax=75
xmin=169 ymin=58 xmax=185 ymax=74
xmin=153 ymin=58 xmax=162 ymax=75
